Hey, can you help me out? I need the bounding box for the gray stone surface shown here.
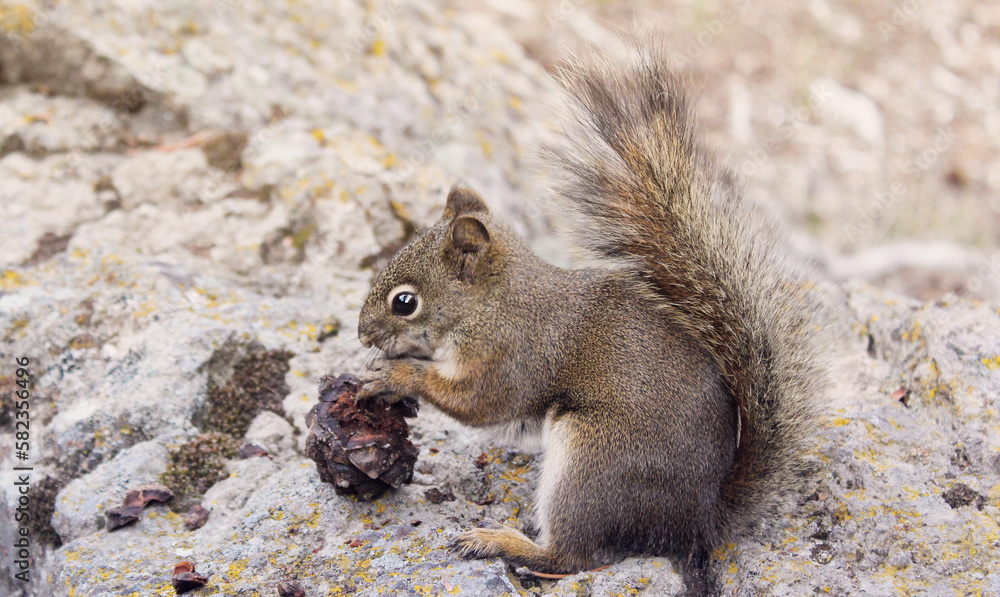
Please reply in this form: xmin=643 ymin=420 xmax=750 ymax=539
xmin=1 ymin=1 xmax=998 ymax=596
xmin=711 ymin=283 xmax=1000 ymax=596
xmin=50 ymin=440 xmax=170 ymax=544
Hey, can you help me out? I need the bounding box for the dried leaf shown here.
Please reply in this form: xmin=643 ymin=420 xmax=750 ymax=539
xmin=171 ymin=561 xmax=209 ymax=594
xmin=891 ymin=387 xmax=910 ymax=406
xmin=276 ymin=581 xmax=307 ymax=597
xmin=123 ymin=483 xmax=174 ymax=507
xmin=424 ymin=487 xmax=456 ymax=504
xmin=173 ymin=562 xmax=195 ymax=574
xmin=238 ymin=443 xmax=270 ymax=459
xmin=105 ymin=505 xmax=143 ymax=531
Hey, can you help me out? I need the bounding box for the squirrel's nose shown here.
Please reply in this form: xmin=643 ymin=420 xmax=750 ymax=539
xmin=358 ymin=328 xmax=375 ymax=348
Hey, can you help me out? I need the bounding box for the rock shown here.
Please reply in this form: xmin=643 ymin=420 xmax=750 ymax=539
xmin=1 ymin=1 xmax=999 ymax=596
xmin=0 ymin=13 xmax=156 ymax=113
xmin=194 ymin=339 xmax=294 ymax=438
xmin=710 ymin=283 xmax=1000 ymax=596
xmin=49 ymin=441 xmax=169 ymax=543
xmin=984 ymin=572 xmax=1000 ymax=597
xmin=0 ymin=152 xmax=105 ymax=265
xmin=823 ymin=240 xmax=1000 ymax=302
xmin=547 ymin=557 xmax=684 ymax=596
xmin=0 ymin=89 xmax=124 ymax=155
xmin=110 ymin=148 xmax=235 ymax=210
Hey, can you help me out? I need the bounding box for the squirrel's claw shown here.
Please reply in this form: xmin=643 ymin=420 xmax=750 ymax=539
xmin=356 ymin=356 xmax=429 ymax=405
xmin=353 ymin=368 xmax=390 ymax=403
xmin=447 ymin=519 xmax=505 ymax=560
xmin=357 ymin=367 xmax=387 ymax=385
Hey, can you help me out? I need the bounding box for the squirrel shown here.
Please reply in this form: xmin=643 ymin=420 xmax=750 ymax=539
xmin=355 ymin=48 xmax=827 ymax=596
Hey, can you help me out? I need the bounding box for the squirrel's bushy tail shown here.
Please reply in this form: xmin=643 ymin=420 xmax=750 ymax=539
xmin=547 ymin=49 xmax=826 ymax=541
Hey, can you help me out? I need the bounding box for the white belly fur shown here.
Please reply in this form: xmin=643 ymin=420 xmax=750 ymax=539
xmin=432 ymin=339 xmax=462 ymax=381
xmin=533 ymin=412 xmax=571 ymax=545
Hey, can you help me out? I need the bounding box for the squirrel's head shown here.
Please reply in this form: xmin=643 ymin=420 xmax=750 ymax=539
xmin=358 ymin=186 xmax=513 ymax=359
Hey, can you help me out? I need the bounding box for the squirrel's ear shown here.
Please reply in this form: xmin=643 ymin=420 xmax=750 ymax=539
xmin=451 ymin=215 xmax=490 ymax=253
xmin=443 ymin=186 xmax=489 ymax=220
xmin=449 ymin=215 xmax=490 ymax=283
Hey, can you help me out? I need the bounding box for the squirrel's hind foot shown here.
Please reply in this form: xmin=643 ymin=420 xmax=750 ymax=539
xmin=447 ymin=519 xmax=572 ymax=573
xmin=447 ymin=519 xmax=516 ymax=560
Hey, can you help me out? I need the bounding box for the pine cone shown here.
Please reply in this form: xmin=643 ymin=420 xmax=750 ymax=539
xmin=305 ymin=373 xmax=419 ymax=501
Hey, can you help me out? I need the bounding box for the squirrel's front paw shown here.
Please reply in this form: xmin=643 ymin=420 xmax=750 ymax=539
xmin=447 ymin=519 xmax=506 ymax=559
xmin=355 ymin=373 xmax=391 ymax=403
xmin=357 ymin=365 xmax=386 ymax=383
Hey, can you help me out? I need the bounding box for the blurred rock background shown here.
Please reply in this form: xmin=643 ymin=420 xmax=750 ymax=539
xmin=0 ymin=1 xmax=998 ymax=596
xmin=482 ymin=0 xmax=1000 ymax=301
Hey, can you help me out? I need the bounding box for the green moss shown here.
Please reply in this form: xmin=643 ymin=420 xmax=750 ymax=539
xmin=291 ymin=223 xmax=316 ymax=250
xmin=162 ymin=340 xmax=295 ymax=509
xmin=0 ymin=375 xmax=13 ymax=430
xmin=194 ymin=340 xmax=294 ymax=438
xmin=160 ymin=432 xmax=239 ymax=510
xmin=28 ymin=476 xmax=67 ymax=548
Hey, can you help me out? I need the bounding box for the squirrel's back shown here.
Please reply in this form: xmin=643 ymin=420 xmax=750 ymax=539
xmin=547 ymin=48 xmax=827 ymax=542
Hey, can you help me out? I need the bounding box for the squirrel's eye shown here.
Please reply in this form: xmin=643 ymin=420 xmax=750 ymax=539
xmin=386 ymin=284 xmax=421 ymax=318
xmin=391 ymin=291 xmax=419 ymax=317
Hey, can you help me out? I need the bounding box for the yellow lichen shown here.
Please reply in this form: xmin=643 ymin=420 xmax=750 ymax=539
xmin=1 ymin=270 xmax=35 ymax=290
xmin=499 ymin=466 xmax=529 ymax=483
xmin=900 ymin=321 xmax=922 ymax=342
xmin=981 ymin=356 xmax=1000 ymax=370
xmin=0 ymin=5 xmax=35 ymax=34
xmin=227 ymin=559 xmax=248 ymax=580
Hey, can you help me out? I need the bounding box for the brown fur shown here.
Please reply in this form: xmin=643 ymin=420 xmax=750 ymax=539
xmin=356 ymin=48 xmax=827 ymax=596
